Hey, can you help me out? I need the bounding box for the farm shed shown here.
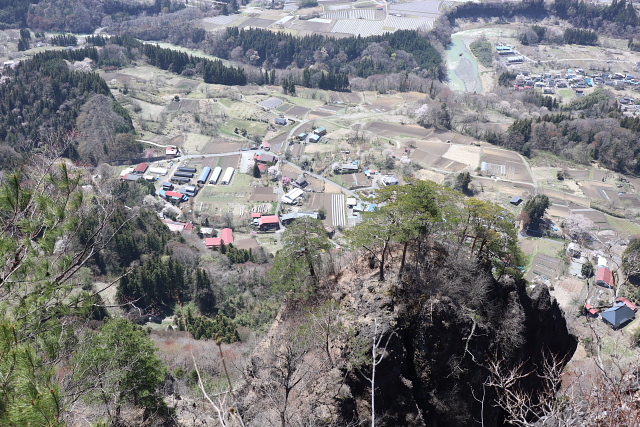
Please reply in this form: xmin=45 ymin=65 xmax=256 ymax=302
xmin=309 ymin=134 xmax=321 ymax=143
xmin=314 ymin=127 xmax=327 ymax=136
xmin=281 ymin=212 xmax=318 ymax=226
xmin=149 ymin=167 xmax=168 ymax=175
xmin=510 ymin=196 xmax=523 ymax=206
xmin=178 ymin=167 xmax=197 ymax=173
xmin=173 ymin=172 xmax=194 ymax=179
xmin=180 ymin=186 xmax=198 ymax=197
xmin=340 ymin=164 xmax=358 ymax=173
xmin=221 ymin=167 xmax=235 ymax=185
xmin=601 ymin=303 xmax=635 ymax=329
xmin=170 ymin=176 xmax=190 ymax=184
xmin=198 ymin=167 xmax=212 ymax=185
xmin=121 ymin=174 xmax=142 ymax=182
xmin=209 ymin=166 xmax=222 ymax=184
xmin=282 ymin=188 xmax=304 ymax=204
xmin=275 ymin=117 xmax=287 ymax=126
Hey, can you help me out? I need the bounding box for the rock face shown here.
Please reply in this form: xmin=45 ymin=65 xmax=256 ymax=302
xmin=239 ymin=250 xmax=577 ymax=427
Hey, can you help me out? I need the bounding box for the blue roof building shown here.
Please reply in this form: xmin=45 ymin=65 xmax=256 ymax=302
xmin=601 ymin=303 xmax=635 ymax=329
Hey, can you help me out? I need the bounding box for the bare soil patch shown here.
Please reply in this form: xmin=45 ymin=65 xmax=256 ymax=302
xmin=552 ymin=276 xmax=585 ymax=311
xmin=433 ymin=157 xmax=466 ymax=172
xmin=443 ymin=144 xmax=481 ymax=168
xmin=366 ymin=122 xmax=432 ymax=139
xmin=203 ymin=141 xmax=243 ymax=154
xmin=238 ymin=17 xmax=275 ymax=28
xmin=249 ymin=186 xmax=278 ymax=202
xmin=287 ymin=106 xmax=310 ymax=118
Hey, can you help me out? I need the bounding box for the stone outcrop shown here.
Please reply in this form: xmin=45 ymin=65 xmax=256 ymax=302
xmin=238 ymin=250 xmax=578 ymax=427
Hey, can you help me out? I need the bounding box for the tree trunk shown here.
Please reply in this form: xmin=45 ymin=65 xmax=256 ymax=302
xmin=399 ymin=240 xmax=409 ymax=279
xmin=379 ymin=241 xmax=388 ymax=281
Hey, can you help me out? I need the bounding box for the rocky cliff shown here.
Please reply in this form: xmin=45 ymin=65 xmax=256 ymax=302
xmin=238 ymin=245 xmax=577 ymax=427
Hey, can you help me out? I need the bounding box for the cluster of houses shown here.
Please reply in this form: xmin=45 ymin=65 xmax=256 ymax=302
xmin=296 ymin=127 xmax=328 ymax=144
xmin=254 ymin=152 xmax=278 ymax=175
xmin=586 ymin=297 xmax=637 ymax=330
xmin=514 ymin=69 xmax=639 ymax=94
xmin=568 ymin=249 xmax=639 ymax=329
xmin=119 ymin=163 xmax=170 ymax=182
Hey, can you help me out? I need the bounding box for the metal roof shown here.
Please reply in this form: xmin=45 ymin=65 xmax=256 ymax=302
xmin=601 ymin=303 xmax=635 ymax=328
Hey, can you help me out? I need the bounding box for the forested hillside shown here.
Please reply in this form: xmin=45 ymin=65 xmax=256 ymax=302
xmin=477 ymin=88 xmax=640 ymax=174
xmin=0 ymin=0 xmax=186 ymax=31
xmin=447 ymin=0 xmax=640 ymax=38
xmin=206 ymin=28 xmax=445 ymax=80
xmin=0 ymin=48 xmax=139 ymax=164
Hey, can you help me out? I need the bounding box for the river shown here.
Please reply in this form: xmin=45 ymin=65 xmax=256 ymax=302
xmin=445 ymin=34 xmax=483 ymax=93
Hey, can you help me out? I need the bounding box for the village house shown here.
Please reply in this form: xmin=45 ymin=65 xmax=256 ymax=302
xmin=381 ymin=175 xmax=399 ymax=186
xmin=162 ymin=219 xmax=194 ymax=233
xmin=601 ymin=302 xmax=635 ymax=329
xmin=166 ymin=146 xmax=179 ymax=158
xmin=254 ymin=153 xmax=278 ymax=164
xmin=314 ymin=127 xmax=327 ymax=136
xmin=205 ymin=228 xmax=234 ymax=248
xmin=595 ymin=266 xmax=614 ymax=288
xmin=258 ymin=215 xmax=280 ymax=231
xmin=132 ymin=163 xmax=149 ymax=175
xmin=308 ymin=134 xmax=321 ymax=143
xmin=294 ymin=174 xmax=308 ymax=188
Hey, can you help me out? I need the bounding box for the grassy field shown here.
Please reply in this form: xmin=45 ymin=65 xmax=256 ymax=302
xmin=220 ymin=118 xmax=269 ymax=138
xmin=198 ymin=173 xmax=253 ymax=204
xmin=607 ymin=216 xmax=640 ymax=236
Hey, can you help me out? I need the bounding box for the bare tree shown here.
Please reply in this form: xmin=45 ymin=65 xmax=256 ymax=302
xmin=359 ymin=319 xmax=396 ymax=427
xmin=247 ymin=327 xmax=330 ymax=427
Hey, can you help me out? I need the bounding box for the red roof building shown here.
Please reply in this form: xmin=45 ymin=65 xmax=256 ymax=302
xmin=166 ymin=147 xmax=179 ymax=158
xmin=596 ymin=267 xmax=615 ymax=288
xmin=165 ymin=190 xmax=185 ymax=199
xmin=585 ymin=304 xmax=599 ymax=316
xmin=205 ymin=228 xmax=234 ymax=248
xmin=133 ymin=163 xmax=149 ymax=174
xmin=254 ymin=153 xmax=278 ymax=164
xmin=251 ymin=213 xmax=262 ymax=218
xmin=615 ymin=297 xmax=638 ymax=311
xmin=259 ymin=215 xmax=279 ymax=225
xmin=258 ymin=215 xmax=280 ymax=231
